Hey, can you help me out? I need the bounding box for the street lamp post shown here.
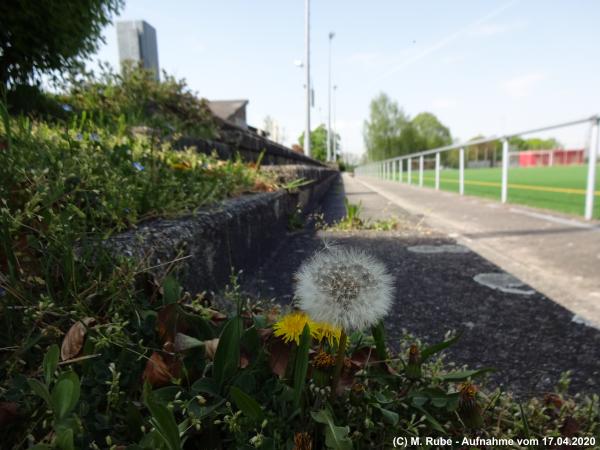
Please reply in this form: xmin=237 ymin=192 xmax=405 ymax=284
xmin=327 ymin=31 xmax=335 ymax=162
xmin=333 ymin=84 xmax=337 ymax=160
xmin=304 ymin=0 xmax=311 ymax=157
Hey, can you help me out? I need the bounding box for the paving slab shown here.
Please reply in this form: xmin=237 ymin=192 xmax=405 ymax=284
xmin=241 ymin=175 xmax=600 ymax=397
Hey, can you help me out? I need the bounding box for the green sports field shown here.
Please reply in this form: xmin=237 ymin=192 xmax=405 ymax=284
xmin=391 ymin=164 xmax=600 ymax=219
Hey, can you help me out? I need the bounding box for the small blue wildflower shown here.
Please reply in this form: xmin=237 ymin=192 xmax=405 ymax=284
xmin=123 ymin=208 xmax=130 ymax=214
xmin=75 ymin=133 xmax=84 ymax=141
xmin=0 ymin=287 xmax=6 ymax=297
xmin=61 ymin=104 xmax=73 ymax=112
xmin=133 ymin=162 xmax=145 ymax=171
xmin=90 ymin=133 xmax=100 ymax=142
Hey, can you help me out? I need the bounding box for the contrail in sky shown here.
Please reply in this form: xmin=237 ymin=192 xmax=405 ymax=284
xmin=371 ymin=0 xmax=520 ymax=85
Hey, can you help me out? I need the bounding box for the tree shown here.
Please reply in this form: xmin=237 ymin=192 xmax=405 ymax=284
xmin=363 ymin=93 xmax=413 ymax=161
xmin=0 ymin=0 xmax=123 ymax=87
xmin=411 ymin=112 xmax=452 ymax=150
xmin=298 ymin=124 xmax=340 ymax=162
xmin=363 ymin=94 xmax=452 ymax=162
xmin=509 ymin=136 xmax=561 ymax=150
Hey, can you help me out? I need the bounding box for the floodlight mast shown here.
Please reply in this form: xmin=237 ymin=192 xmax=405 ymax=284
xmin=304 ymin=0 xmax=311 ymax=158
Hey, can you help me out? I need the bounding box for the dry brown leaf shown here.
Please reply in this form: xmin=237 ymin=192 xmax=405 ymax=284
xmin=257 ymin=328 xmax=273 ymax=341
xmin=268 ymin=337 xmax=291 ymax=378
xmin=252 ymin=180 xmax=276 ymax=192
xmin=157 ymin=304 xmax=180 ymax=342
xmin=203 ymin=338 xmax=219 ymax=360
xmin=0 ymin=402 xmax=19 ymax=427
xmin=60 ymin=317 xmax=95 ymax=361
xmin=142 ymin=352 xmax=181 ymax=387
xmin=560 ymin=416 xmax=580 ymax=437
xmin=350 ymin=347 xmax=373 ymax=368
xmin=209 ymin=309 xmax=227 ymax=325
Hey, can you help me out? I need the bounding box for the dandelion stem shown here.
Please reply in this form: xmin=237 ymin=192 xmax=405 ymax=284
xmin=330 ymin=328 xmax=347 ymax=400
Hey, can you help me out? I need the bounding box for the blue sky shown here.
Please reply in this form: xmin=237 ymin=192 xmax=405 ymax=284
xmin=91 ymin=0 xmax=600 ymax=155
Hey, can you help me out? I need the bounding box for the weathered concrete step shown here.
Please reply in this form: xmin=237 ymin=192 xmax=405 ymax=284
xmin=106 ymin=165 xmax=338 ymax=294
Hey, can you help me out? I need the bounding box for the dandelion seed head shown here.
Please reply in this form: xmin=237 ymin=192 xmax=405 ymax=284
xmin=295 ymin=247 xmax=394 ymax=330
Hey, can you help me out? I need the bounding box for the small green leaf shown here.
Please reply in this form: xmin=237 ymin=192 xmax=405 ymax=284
xmin=162 ymin=276 xmax=181 ymax=305
xmin=292 ymin=324 xmax=311 ymax=410
xmin=373 ymin=391 xmax=393 ymax=404
xmin=187 ymin=398 xmax=225 ymax=420
xmin=311 ymin=409 xmax=353 ymax=450
xmin=437 ymin=368 xmax=494 ymax=381
xmin=375 ymin=405 xmax=399 ymax=425
xmin=445 ymin=393 xmax=460 ymax=412
xmin=144 ymin=385 xmax=181 ymax=450
xmin=371 ymin=321 xmax=388 ymax=361
xmin=409 ymin=392 xmax=429 ymax=408
xmin=420 ymin=334 xmax=461 ymax=362
xmin=43 ymin=344 xmax=60 ymax=385
xmin=213 ymin=317 xmax=243 ymax=387
xmin=55 ymin=426 xmax=74 ymax=450
xmin=230 ymin=386 xmax=263 ymax=422
xmin=414 ymin=405 xmax=446 ymax=434
xmin=28 ymin=378 xmax=51 ymax=405
xmin=51 ymin=372 xmax=80 ymax=420
xmin=191 ymin=378 xmax=220 ymax=397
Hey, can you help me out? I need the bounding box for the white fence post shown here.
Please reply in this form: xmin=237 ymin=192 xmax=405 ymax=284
xmin=435 ymin=152 xmax=440 ymax=190
xmin=584 ymin=118 xmax=599 ymax=220
xmin=399 ymin=159 xmax=403 ymax=183
xmin=408 ymin=158 xmax=412 ymax=184
xmin=419 ymin=155 xmax=424 ymax=187
xmin=501 ymin=139 xmax=509 ymax=203
xmin=459 ymin=147 xmax=465 ymax=195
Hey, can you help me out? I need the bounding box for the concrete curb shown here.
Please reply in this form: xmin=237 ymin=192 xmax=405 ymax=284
xmin=107 ymin=165 xmax=338 ymax=294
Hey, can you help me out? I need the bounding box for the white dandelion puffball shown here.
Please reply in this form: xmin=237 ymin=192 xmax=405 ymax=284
xmin=294 ymin=247 xmax=394 ymax=330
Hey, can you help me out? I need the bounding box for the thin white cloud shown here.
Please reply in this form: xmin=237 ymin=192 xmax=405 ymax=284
xmin=502 ymin=72 xmax=546 ymax=98
xmin=371 ymin=0 xmax=520 ymax=84
xmin=468 ymin=19 xmax=526 ymax=37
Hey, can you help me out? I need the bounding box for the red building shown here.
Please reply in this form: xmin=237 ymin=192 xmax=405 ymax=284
xmin=518 ymin=149 xmax=584 ymax=167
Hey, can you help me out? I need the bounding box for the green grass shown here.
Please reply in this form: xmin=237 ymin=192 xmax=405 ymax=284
xmin=392 ymin=164 xmax=600 ymax=219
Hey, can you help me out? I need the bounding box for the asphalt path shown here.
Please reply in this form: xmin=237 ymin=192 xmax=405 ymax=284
xmin=241 ymin=174 xmax=600 ymax=396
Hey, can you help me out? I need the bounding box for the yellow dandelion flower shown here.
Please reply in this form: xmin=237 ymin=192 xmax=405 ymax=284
xmin=312 ymin=321 xmax=342 ymax=346
xmin=273 ymin=312 xmax=313 ymax=345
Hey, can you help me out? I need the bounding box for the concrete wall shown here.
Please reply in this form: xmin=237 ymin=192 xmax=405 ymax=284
xmin=107 ymin=165 xmax=338 ymax=295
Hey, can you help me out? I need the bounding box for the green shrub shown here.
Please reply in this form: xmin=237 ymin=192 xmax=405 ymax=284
xmin=58 ymin=64 xmax=217 ymax=139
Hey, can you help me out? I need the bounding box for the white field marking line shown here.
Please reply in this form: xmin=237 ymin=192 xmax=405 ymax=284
xmin=508 ymin=207 xmax=600 ymax=231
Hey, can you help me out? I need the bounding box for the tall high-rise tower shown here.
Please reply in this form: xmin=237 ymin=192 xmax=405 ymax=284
xmin=116 ymin=20 xmax=160 ymax=80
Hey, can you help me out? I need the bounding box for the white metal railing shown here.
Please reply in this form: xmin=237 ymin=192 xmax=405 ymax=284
xmin=355 ymin=115 xmax=600 ymax=220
